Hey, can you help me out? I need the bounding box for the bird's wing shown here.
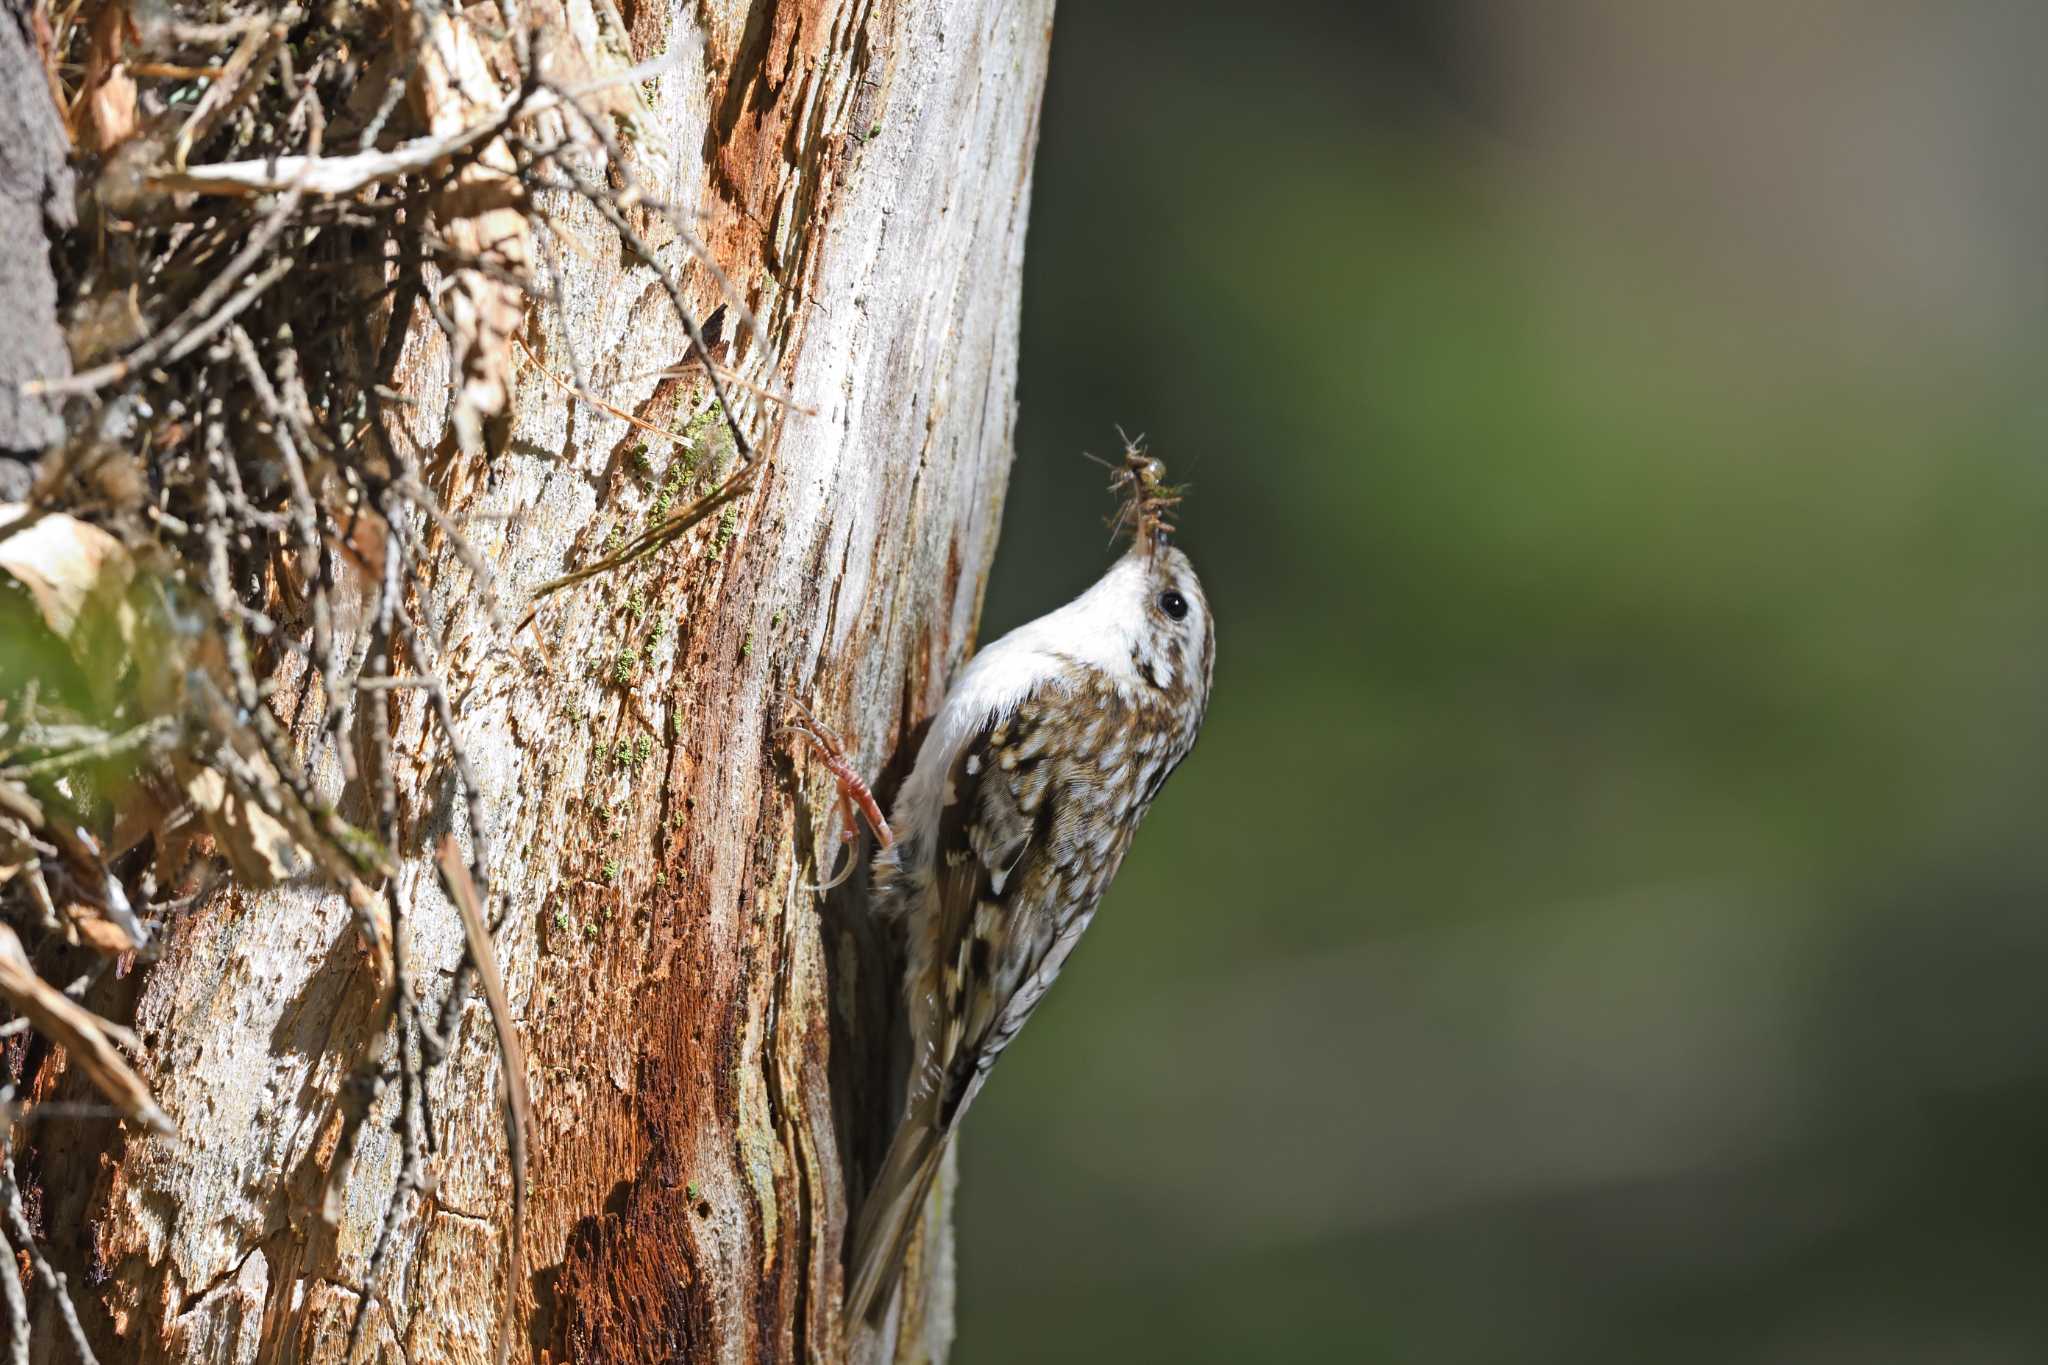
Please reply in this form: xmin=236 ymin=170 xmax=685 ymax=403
xmin=925 ymin=677 xmax=1136 ymax=1124
xmin=850 ymin=674 xmax=1147 ymax=1322
xmin=920 ymin=701 xmax=1033 ymax=1117
xmin=846 ymin=693 xmax=1055 ymax=1324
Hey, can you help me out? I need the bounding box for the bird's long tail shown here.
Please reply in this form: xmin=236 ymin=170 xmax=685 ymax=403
xmin=844 ymin=1114 xmax=949 ymax=1325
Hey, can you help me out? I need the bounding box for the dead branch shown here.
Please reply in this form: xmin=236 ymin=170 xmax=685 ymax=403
xmin=147 ymin=56 xmax=676 ymax=198
xmin=0 ymin=1117 xmax=102 ymax=1365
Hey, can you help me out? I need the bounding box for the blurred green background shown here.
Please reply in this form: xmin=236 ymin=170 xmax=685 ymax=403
xmin=965 ymin=2 xmax=2048 ymax=1360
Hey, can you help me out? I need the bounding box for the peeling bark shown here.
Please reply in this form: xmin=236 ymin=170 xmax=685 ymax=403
xmin=12 ymin=1 xmax=1054 ymax=1360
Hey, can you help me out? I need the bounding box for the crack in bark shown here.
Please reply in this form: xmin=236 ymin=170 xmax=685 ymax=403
xmin=170 ymin=1236 xmax=269 ymax=1323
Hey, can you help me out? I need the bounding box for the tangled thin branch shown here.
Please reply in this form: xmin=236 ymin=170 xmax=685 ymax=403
xmin=1 ymin=0 xmax=773 ymax=1358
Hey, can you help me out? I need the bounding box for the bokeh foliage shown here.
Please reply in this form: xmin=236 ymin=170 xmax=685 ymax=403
xmin=962 ymin=3 xmax=2048 ymax=1360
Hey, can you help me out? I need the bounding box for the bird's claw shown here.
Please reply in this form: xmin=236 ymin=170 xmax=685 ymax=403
xmin=781 ymin=695 xmax=895 ymax=893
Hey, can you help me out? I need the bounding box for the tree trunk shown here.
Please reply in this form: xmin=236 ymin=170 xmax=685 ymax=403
xmin=11 ymin=2 xmax=1053 ymax=1361
xmin=0 ymin=0 xmax=74 ymax=464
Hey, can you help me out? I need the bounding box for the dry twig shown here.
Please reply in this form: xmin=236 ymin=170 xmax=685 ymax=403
xmin=437 ymin=837 xmax=528 ymax=1365
xmin=0 ymin=1115 xmax=102 ymax=1365
xmin=4 ymin=2 xmax=780 ymax=1350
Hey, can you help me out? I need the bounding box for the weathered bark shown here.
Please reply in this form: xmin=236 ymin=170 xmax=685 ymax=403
xmin=0 ymin=0 xmax=74 ymax=465
xmin=14 ymin=2 xmax=1052 ymax=1361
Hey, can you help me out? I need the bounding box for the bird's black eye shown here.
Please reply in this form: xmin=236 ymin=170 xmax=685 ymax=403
xmin=1158 ymin=589 xmax=1189 ymax=621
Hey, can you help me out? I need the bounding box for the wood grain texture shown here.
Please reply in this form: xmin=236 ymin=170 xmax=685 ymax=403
xmin=19 ymin=1 xmax=1055 ymax=1360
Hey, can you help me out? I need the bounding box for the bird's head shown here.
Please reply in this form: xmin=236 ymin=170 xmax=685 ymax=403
xmin=1084 ymin=444 xmax=1215 ymax=740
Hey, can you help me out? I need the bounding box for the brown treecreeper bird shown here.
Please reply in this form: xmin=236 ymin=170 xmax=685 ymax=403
xmin=794 ymin=445 xmax=1216 ymax=1325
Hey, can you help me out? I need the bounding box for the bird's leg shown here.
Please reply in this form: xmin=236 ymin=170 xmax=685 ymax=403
xmin=781 ymin=698 xmax=895 ymax=892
